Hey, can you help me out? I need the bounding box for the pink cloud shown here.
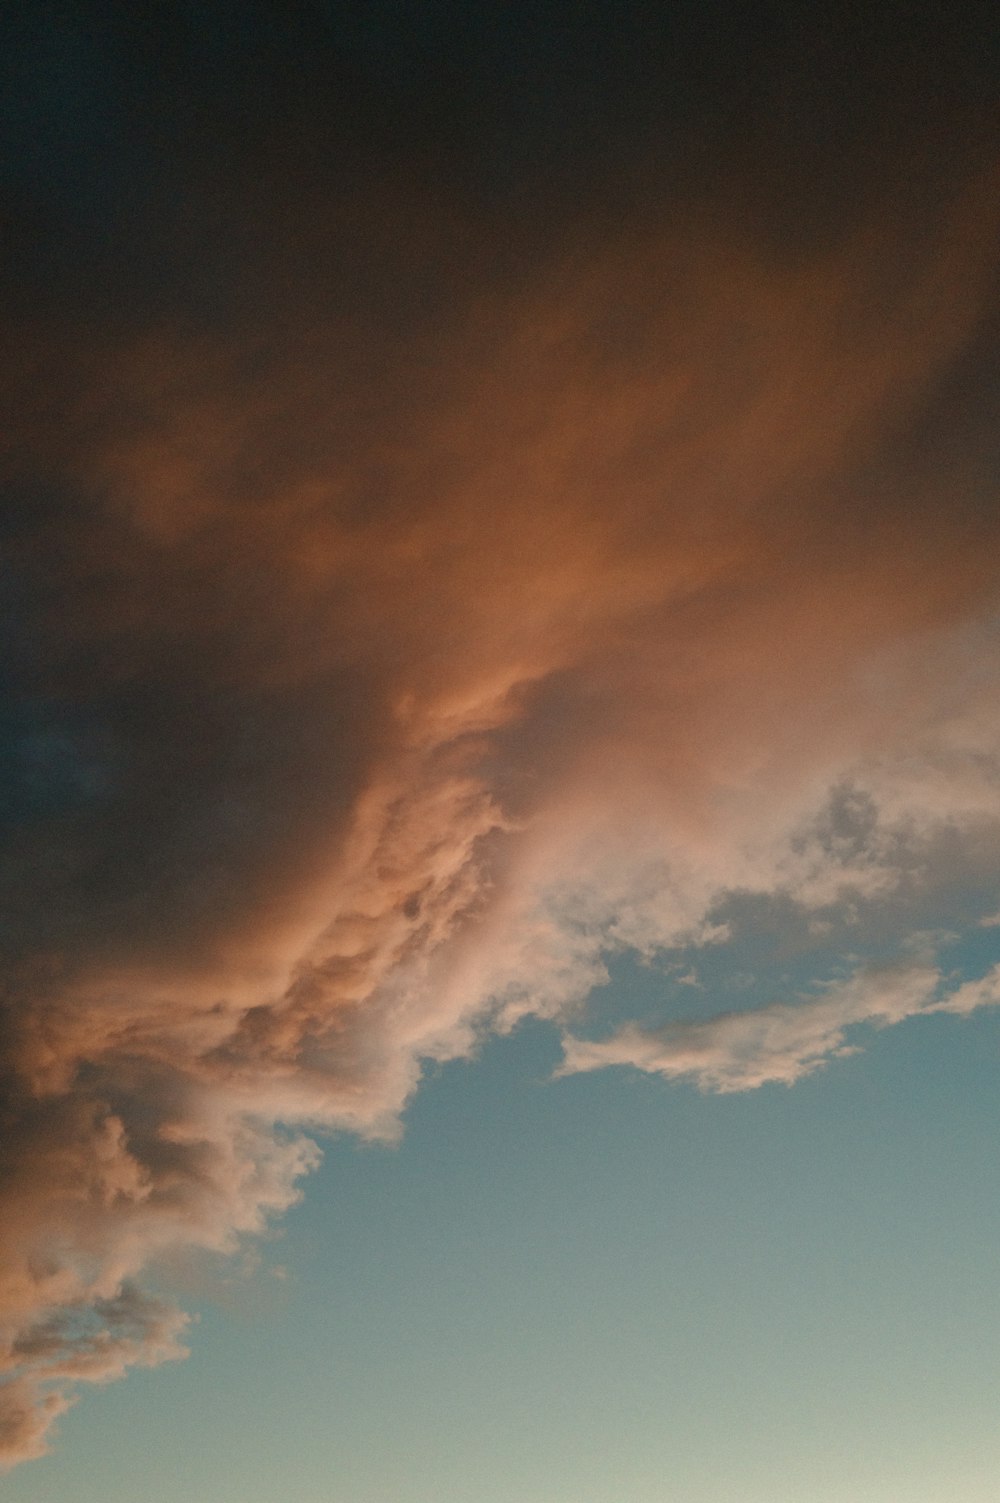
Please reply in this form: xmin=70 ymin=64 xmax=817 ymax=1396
xmin=2 ymin=157 xmax=1000 ymax=1464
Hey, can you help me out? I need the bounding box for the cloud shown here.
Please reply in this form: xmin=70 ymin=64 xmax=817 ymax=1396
xmin=557 ymin=960 xmax=1000 ymax=1093
xmin=2 ymin=76 xmax=1000 ymax=1464
xmin=930 ymin=965 xmax=1000 ymax=1017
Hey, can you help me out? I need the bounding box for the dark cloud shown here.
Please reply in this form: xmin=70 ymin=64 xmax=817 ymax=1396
xmin=2 ymin=1 xmax=999 ymax=1467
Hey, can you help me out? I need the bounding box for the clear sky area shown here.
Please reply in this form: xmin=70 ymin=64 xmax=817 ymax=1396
xmin=8 ymin=1001 xmax=1000 ymax=1503
xmin=3 ymin=4 xmax=1000 ymax=1499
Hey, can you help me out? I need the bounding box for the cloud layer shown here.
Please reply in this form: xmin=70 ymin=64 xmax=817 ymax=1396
xmin=3 ymin=15 xmax=1000 ymax=1461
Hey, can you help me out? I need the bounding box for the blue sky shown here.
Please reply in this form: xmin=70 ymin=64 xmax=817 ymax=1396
xmin=8 ymin=988 xmax=1000 ymax=1503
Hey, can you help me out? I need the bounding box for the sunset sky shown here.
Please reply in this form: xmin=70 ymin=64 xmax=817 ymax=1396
xmin=3 ymin=5 xmax=1000 ymax=1499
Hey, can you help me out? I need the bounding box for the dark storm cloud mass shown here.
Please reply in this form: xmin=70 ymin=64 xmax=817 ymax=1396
xmin=2 ymin=1 xmax=999 ymax=1465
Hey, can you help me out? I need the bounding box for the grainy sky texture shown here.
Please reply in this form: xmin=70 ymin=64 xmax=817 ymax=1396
xmin=2 ymin=4 xmax=1000 ymax=1495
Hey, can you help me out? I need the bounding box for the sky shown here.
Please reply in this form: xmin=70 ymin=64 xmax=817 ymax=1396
xmin=2 ymin=4 xmax=1000 ymax=1499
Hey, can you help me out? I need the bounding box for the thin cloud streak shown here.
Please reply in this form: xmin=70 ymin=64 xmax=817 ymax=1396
xmin=558 ymin=961 xmax=1000 ymax=1093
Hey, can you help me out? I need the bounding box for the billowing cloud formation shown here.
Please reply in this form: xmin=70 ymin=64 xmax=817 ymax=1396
xmin=3 ymin=25 xmax=1000 ymax=1461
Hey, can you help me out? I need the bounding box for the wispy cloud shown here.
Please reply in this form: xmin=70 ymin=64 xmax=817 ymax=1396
xmin=558 ymin=961 xmax=1000 ymax=1093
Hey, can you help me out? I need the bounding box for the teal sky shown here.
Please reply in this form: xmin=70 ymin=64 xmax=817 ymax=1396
xmin=8 ymin=982 xmax=1000 ymax=1503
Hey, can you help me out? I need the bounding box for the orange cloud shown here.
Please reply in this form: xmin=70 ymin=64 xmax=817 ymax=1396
xmin=2 ymin=149 xmax=999 ymax=1464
